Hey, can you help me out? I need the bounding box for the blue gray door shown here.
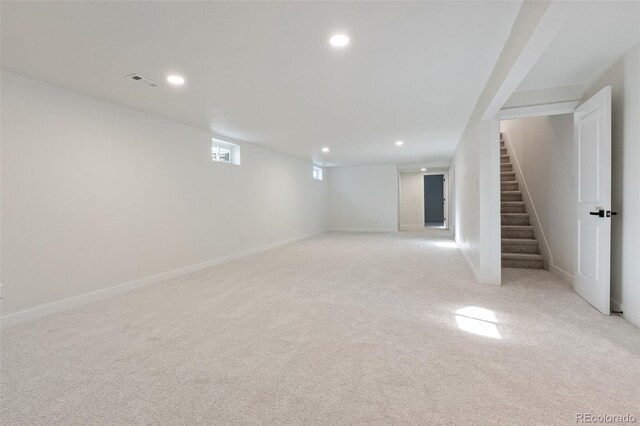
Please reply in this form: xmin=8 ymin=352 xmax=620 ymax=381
xmin=424 ymin=174 xmax=444 ymax=226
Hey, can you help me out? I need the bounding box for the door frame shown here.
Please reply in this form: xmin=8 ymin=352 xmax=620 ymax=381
xmin=496 ymin=95 xmax=613 ymax=315
xmin=397 ymin=169 xmax=450 ymax=231
xmin=497 ymin=101 xmax=580 ymax=121
xmin=496 ymin=101 xmax=580 ymax=286
xmin=422 ymin=171 xmax=449 ymax=229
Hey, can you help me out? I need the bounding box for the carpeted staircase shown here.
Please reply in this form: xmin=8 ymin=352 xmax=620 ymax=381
xmin=500 ymin=134 xmax=544 ymax=269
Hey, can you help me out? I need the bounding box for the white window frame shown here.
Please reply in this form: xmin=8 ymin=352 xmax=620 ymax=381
xmin=212 ymin=138 xmax=241 ymax=165
xmin=313 ymin=166 xmax=323 ymax=181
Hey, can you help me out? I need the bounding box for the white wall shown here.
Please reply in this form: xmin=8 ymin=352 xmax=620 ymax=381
xmin=500 ymin=114 xmax=575 ymax=279
xmin=399 ymin=172 xmax=424 ymax=230
xmin=1 ymin=72 xmax=328 ymax=325
xmin=328 ymin=164 xmax=398 ymax=232
xmin=452 ymin=118 xmax=501 ymax=284
xmin=450 ymin=1 xmax=558 ymax=285
xmin=581 ymin=43 xmax=640 ymax=327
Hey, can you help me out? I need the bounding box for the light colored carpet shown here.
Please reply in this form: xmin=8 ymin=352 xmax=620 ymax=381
xmin=1 ymin=230 xmax=639 ymax=425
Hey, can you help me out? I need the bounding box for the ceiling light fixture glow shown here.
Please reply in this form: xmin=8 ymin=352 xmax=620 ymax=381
xmin=395 ymin=140 xmax=404 ymax=146
xmin=166 ymin=75 xmax=185 ymax=85
xmin=322 ymin=147 xmax=330 ymax=153
xmin=329 ymin=34 xmax=350 ymax=48
xmin=421 ymin=168 xmax=426 ymax=172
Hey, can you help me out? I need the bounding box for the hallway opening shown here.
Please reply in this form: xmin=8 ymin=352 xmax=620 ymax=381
xmin=399 ymin=169 xmax=449 ymax=231
xmin=424 ymin=174 xmax=445 ymax=227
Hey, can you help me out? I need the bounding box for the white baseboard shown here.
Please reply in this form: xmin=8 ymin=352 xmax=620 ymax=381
xmin=611 ymin=298 xmax=640 ymax=329
xmin=456 ymin=241 xmax=482 ymax=283
xmin=549 ymin=264 xmax=574 ymax=285
xmin=456 ymin=241 xmax=500 ymax=286
xmin=1 ymin=230 xmax=325 ymax=328
xmin=328 ymin=228 xmax=397 ymax=233
xmin=400 ymin=224 xmax=425 ymax=231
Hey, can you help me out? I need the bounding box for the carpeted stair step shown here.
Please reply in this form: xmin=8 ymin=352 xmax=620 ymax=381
xmin=501 ymin=238 xmax=539 ymax=254
xmin=501 ymin=191 xmax=522 ymax=201
xmin=501 ymin=213 xmax=529 ymax=225
xmin=501 ymin=201 xmax=525 ymax=213
xmin=502 ymin=253 xmax=544 ymax=269
xmin=501 ymin=181 xmax=518 ymax=191
xmin=501 ymin=171 xmax=515 ymax=182
xmin=502 ymin=225 xmax=534 ymax=239
xmin=499 ymin=133 xmax=544 ymax=270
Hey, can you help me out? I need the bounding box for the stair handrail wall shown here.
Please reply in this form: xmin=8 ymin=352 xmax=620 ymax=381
xmin=501 ymin=131 xmax=552 ymax=272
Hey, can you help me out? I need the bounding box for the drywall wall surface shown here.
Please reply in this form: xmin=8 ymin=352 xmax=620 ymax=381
xmin=1 ymin=71 xmax=328 ymax=322
xmin=452 ymin=117 xmax=501 ymax=285
xmin=399 ymin=172 xmax=424 ymax=230
xmin=328 ymin=164 xmax=398 ymax=232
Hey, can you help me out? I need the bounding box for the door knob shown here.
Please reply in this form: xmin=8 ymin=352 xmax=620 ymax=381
xmin=590 ymin=209 xmax=618 ymax=218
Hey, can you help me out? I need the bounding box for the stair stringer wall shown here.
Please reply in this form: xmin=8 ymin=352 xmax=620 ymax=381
xmin=502 ymin=130 xmax=550 ymax=271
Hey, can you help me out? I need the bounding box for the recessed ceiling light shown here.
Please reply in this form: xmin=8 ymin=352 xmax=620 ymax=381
xmin=329 ymin=34 xmax=350 ymax=48
xmin=421 ymin=168 xmax=427 ymax=172
xmin=166 ymin=75 xmax=185 ymax=85
xmin=322 ymin=147 xmax=330 ymax=153
xmin=395 ymin=140 xmax=404 ymax=146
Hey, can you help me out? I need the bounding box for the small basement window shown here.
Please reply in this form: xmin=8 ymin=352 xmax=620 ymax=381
xmin=212 ymin=138 xmax=241 ymax=165
xmin=313 ymin=166 xmax=323 ymax=181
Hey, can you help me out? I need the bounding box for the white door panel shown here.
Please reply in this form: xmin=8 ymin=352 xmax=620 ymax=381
xmin=578 ymin=221 xmax=599 ymax=281
xmin=574 ymin=86 xmax=611 ymax=315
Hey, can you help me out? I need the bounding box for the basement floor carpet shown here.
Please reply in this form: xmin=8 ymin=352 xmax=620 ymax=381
xmin=2 ymin=230 xmax=639 ymax=425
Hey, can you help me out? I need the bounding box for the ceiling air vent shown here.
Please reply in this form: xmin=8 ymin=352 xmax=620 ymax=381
xmin=125 ymin=73 xmax=161 ymax=88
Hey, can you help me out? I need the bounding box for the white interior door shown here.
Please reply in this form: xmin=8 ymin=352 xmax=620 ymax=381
xmin=574 ymin=86 xmax=612 ymax=315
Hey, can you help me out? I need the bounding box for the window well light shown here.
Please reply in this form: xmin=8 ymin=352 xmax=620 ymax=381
xmin=322 ymin=147 xmax=330 ymax=153
xmin=395 ymin=140 xmax=404 ymax=146
xmin=329 ymin=34 xmax=350 ymax=48
xmin=166 ymin=75 xmax=185 ymax=85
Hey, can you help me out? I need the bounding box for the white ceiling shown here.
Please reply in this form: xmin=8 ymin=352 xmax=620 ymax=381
xmin=517 ymin=1 xmax=640 ymax=92
xmin=1 ymin=1 xmax=522 ymax=166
